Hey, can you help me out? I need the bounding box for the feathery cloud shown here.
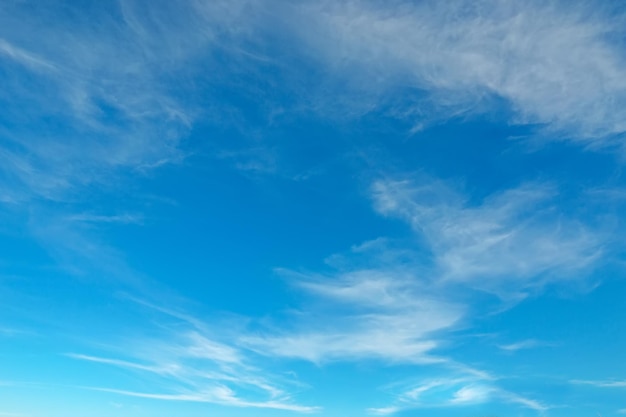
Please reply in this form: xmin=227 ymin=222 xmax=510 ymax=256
xmin=371 ymin=178 xmax=604 ymax=296
xmin=69 ymin=321 xmax=317 ymax=412
xmin=289 ymin=0 xmax=626 ymax=142
xmin=244 ymin=266 xmax=464 ymax=364
xmin=368 ymin=374 xmax=548 ymax=414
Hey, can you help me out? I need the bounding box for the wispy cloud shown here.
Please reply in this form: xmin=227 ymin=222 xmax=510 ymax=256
xmin=371 ymin=178 xmax=604 ymax=297
xmin=450 ymin=384 xmax=492 ymax=405
xmin=243 ymin=265 xmax=464 ymax=364
xmin=0 ymin=327 xmax=32 ymax=338
xmin=500 ymin=391 xmax=549 ymax=412
xmin=69 ymin=245 xmax=464 ymax=412
xmin=67 ymin=354 xmax=181 ymax=376
xmin=88 ymin=386 xmax=318 ymax=412
xmin=289 ymin=0 xmax=626 ymax=143
xmin=571 ymin=379 xmax=626 ymax=388
xmin=0 ymin=38 xmax=56 ymax=72
xmin=64 ymin=213 xmax=144 ymax=225
xmin=497 ymin=339 xmax=552 ymax=352
xmin=368 ymin=374 xmax=548 ymax=414
xmin=368 ymin=406 xmax=401 ymax=415
xmin=6 ymin=0 xmax=619 ymax=151
xmin=0 ymin=0 xmax=267 ymax=205
xmin=62 ymin=290 xmax=328 ymax=412
xmin=68 ymin=312 xmax=317 ymax=413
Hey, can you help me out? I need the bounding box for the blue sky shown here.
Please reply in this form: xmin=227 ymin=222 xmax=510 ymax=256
xmin=2 ymin=0 xmax=626 ymax=416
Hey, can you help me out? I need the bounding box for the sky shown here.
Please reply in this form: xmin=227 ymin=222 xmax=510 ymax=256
xmin=1 ymin=0 xmax=626 ymax=416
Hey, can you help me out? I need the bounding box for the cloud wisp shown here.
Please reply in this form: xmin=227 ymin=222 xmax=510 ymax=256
xmin=243 ymin=265 xmax=464 ymax=365
xmin=371 ymin=178 xmax=604 ymax=297
xmin=0 ymin=0 xmax=266 ymax=205
xmin=497 ymin=339 xmax=554 ymax=352
xmin=571 ymin=379 xmax=626 ymax=388
xmin=87 ymin=386 xmax=316 ymax=412
xmin=368 ymin=374 xmax=548 ymax=415
xmin=289 ymin=0 xmax=626 ymax=143
xmin=68 ymin=312 xmax=318 ymax=413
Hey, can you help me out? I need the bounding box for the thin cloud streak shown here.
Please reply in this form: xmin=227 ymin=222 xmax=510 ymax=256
xmin=67 ymin=354 xmax=181 ymax=376
xmin=67 ymin=296 xmax=316 ymax=412
xmin=0 ymin=38 xmax=57 ymax=72
xmin=368 ymin=374 xmax=548 ymax=414
xmin=497 ymin=339 xmax=551 ymax=351
xmin=87 ymin=386 xmax=319 ymax=413
xmin=500 ymin=391 xmax=549 ymax=412
xmin=64 ymin=213 xmax=144 ymax=225
xmin=571 ymin=379 xmax=626 ymax=388
xmin=69 ymin=329 xmax=315 ymax=412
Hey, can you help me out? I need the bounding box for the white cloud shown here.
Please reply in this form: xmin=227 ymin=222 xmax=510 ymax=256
xmin=289 ymin=0 xmax=626 ymax=142
xmin=0 ymin=327 xmax=32 ymax=338
xmin=69 ymin=326 xmax=316 ymax=412
xmin=499 ymin=391 xmax=549 ymax=412
xmin=368 ymin=406 xmax=401 ymax=415
xmin=571 ymin=379 xmax=626 ymax=388
xmin=244 ymin=323 xmax=442 ymax=365
xmin=88 ymin=386 xmax=318 ymax=412
xmin=7 ymin=0 xmax=619 ymax=151
xmin=67 ymin=354 xmax=181 ymax=376
xmin=370 ymin=375 xmax=548 ymax=414
xmin=371 ymin=178 xmax=603 ymax=296
xmin=244 ymin=267 xmax=464 ymax=364
xmin=497 ymin=339 xmax=551 ymax=351
xmin=0 ymin=1 xmax=265 ymax=204
xmin=63 ymin=293 xmax=319 ymax=413
xmin=64 ymin=213 xmax=144 ymax=225
xmin=0 ymin=38 xmax=56 ymax=72
xmin=450 ymin=384 xmax=493 ymax=404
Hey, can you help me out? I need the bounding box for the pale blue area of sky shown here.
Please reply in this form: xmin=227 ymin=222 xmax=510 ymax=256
xmin=2 ymin=1 xmax=626 ymax=416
